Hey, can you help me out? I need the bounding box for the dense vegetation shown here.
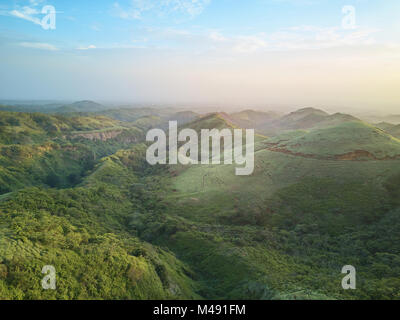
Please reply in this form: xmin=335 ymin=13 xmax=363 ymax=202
xmin=1 ymin=107 xmax=400 ymax=300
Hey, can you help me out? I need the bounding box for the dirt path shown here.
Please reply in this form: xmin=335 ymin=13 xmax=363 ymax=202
xmin=265 ymin=145 xmax=400 ymax=161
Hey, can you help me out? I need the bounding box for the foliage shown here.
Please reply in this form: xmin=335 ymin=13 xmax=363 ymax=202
xmin=1 ymin=110 xmax=400 ymax=300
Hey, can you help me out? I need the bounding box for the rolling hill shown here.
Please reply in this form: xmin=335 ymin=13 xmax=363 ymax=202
xmin=150 ymin=112 xmax=400 ymax=299
xmin=257 ymin=107 xmax=361 ymax=135
xmin=0 ymin=111 xmax=144 ymax=194
xmin=375 ymin=122 xmax=400 ymax=139
xmin=265 ymin=121 xmax=400 ymax=160
xmin=1 ymin=107 xmax=400 ymax=300
xmin=100 ymin=107 xmax=177 ymax=122
xmin=228 ymin=110 xmax=280 ymax=129
xmin=55 ymin=100 xmax=109 ymax=113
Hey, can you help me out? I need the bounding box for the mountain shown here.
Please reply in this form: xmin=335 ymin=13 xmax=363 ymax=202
xmin=100 ymin=107 xmax=176 ymax=122
xmin=258 ymin=107 xmax=361 ymax=135
xmin=55 ymin=100 xmax=108 ymax=113
xmin=363 ymin=114 xmax=400 ymax=125
xmin=279 ymin=107 xmax=329 ymax=123
xmin=376 ymin=122 xmax=396 ymax=131
xmin=0 ymin=103 xmax=66 ymax=113
xmin=167 ymin=111 xmax=199 ymax=125
xmin=1 ymin=108 xmax=400 ymax=300
xmin=0 ymin=144 xmax=200 ymax=300
xmin=0 ymin=111 xmax=143 ymax=194
xmin=265 ymin=121 xmax=400 ymax=160
xmin=99 ymin=108 xmax=199 ymax=130
xmin=148 ymin=113 xmax=400 ymax=299
xmin=183 ymin=112 xmax=237 ymax=132
xmin=229 ymin=110 xmax=280 ymax=129
xmin=375 ymin=122 xmax=400 ymax=139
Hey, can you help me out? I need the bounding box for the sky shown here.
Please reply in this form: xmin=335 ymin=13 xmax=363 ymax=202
xmin=0 ymin=0 xmax=399 ymax=112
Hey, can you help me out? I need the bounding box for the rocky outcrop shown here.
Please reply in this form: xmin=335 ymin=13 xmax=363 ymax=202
xmin=72 ymin=130 xmax=123 ymax=141
xmin=69 ymin=129 xmax=141 ymax=143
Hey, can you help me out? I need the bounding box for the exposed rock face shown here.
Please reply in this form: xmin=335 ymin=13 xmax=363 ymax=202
xmin=70 ymin=130 xmax=139 ymax=143
xmin=72 ymin=130 xmax=123 ymax=141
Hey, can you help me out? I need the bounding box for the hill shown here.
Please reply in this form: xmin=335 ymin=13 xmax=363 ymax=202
xmin=258 ymin=107 xmax=361 ymax=135
xmin=1 ymin=108 xmax=400 ymax=300
xmin=181 ymin=112 xmax=237 ymax=132
xmin=229 ymin=110 xmax=280 ymax=129
xmin=55 ymin=101 xmax=108 ymax=113
xmin=0 ymin=111 xmax=143 ymax=194
xmin=155 ymin=116 xmax=400 ymax=299
xmin=99 ymin=108 xmax=199 ymax=130
xmin=375 ymin=122 xmax=400 ymax=139
xmin=167 ymin=111 xmax=199 ymax=125
xmin=265 ymin=121 xmax=400 ymax=160
xmin=0 ymin=144 xmax=200 ymax=299
xmin=363 ymin=114 xmax=400 ymax=125
xmin=0 ymin=103 xmax=67 ymax=113
xmin=0 ymin=101 xmax=110 ymax=114
xmin=100 ymin=107 xmax=175 ymax=122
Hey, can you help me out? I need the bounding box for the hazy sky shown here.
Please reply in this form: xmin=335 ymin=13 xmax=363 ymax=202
xmin=0 ymin=0 xmax=399 ymax=112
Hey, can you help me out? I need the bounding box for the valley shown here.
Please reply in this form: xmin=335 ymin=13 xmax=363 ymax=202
xmin=0 ymin=104 xmax=400 ymax=300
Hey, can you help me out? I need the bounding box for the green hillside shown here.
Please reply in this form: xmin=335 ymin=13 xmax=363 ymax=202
xmin=100 ymin=107 xmax=176 ymax=122
xmin=265 ymin=121 xmax=400 ymax=159
xmin=376 ymin=122 xmax=400 ymax=139
xmin=55 ymin=101 xmax=108 ymax=113
xmin=258 ymin=107 xmax=361 ymax=135
xmin=151 ymin=114 xmax=400 ymax=299
xmin=0 ymin=111 xmax=143 ymax=194
xmin=1 ymin=108 xmax=400 ymax=300
xmin=229 ymin=110 xmax=280 ymax=129
xmin=98 ymin=108 xmax=199 ymax=130
xmin=0 ymin=145 xmax=200 ymax=299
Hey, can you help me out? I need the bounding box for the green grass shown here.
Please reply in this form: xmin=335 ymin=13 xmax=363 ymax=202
xmin=267 ymin=121 xmax=400 ymax=158
xmin=154 ymin=132 xmax=400 ymax=299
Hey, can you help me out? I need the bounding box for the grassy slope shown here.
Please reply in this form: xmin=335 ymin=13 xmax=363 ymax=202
xmin=0 ymin=111 xmax=145 ymax=194
xmin=375 ymin=122 xmax=400 ymax=139
xmin=258 ymin=108 xmax=361 ymax=136
xmin=146 ymin=116 xmax=400 ymax=299
xmin=266 ymin=121 xmax=400 ymax=158
xmin=1 ymin=111 xmax=400 ymax=300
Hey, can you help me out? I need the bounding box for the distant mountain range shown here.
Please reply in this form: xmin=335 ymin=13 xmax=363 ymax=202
xmin=1 ymin=101 xmax=400 ymax=128
xmin=54 ymin=100 xmax=109 ymax=113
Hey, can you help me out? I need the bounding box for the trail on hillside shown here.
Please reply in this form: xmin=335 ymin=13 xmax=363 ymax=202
xmin=265 ymin=144 xmax=400 ymax=161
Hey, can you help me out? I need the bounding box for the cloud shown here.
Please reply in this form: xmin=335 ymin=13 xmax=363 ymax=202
xmin=117 ymin=24 xmax=381 ymax=55
xmin=10 ymin=7 xmax=42 ymax=26
xmin=112 ymin=0 xmax=210 ymax=20
xmin=76 ymin=45 xmax=97 ymax=50
xmin=167 ymin=0 xmax=211 ymax=16
xmin=136 ymin=24 xmax=379 ymax=55
xmin=19 ymin=42 xmax=58 ymax=51
xmin=204 ymin=25 xmax=381 ymax=54
xmin=270 ymin=26 xmax=379 ymax=50
xmin=9 ymin=0 xmax=46 ymax=27
xmin=112 ymin=2 xmax=144 ymax=19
